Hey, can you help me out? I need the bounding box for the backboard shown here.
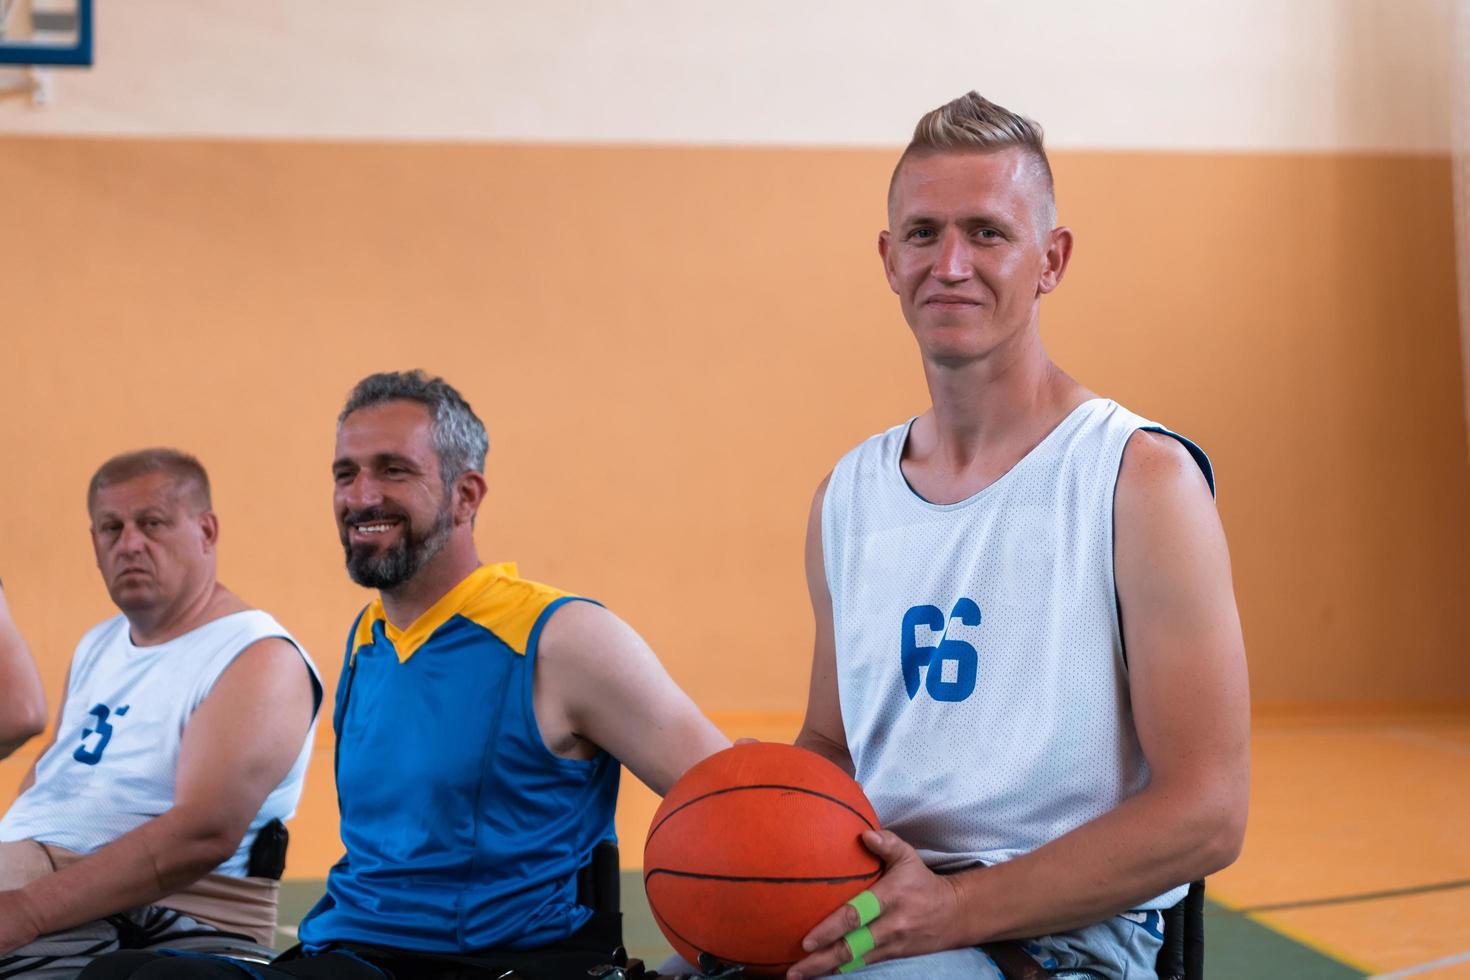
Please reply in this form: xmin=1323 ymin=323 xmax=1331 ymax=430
xmin=0 ymin=0 xmax=92 ymax=66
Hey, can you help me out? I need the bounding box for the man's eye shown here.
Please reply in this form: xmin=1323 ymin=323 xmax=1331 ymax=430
xmin=909 ymin=228 xmax=935 ymax=241
xmin=977 ymin=228 xmax=1000 ymax=240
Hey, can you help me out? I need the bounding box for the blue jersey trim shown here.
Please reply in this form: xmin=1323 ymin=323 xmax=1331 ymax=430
xmin=517 ymin=596 xmax=609 ymax=770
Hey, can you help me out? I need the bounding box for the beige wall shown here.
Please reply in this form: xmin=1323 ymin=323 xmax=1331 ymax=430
xmin=1 ymin=137 xmax=1466 ymax=716
xmin=0 ymin=0 xmax=1457 ymax=151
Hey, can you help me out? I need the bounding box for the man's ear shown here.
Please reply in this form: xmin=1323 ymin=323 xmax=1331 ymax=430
xmin=878 ymin=230 xmax=900 ymax=295
xmin=199 ymin=511 xmax=220 ymax=551
xmin=454 ymin=471 xmax=488 ymax=526
xmin=1038 ymin=226 xmax=1074 ymax=295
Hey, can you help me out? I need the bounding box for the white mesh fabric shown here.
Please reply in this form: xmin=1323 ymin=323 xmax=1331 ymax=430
xmin=0 ymin=610 xmax=320 ymax=877
xmin=823 ymin=399 xmax=1193 ymax=910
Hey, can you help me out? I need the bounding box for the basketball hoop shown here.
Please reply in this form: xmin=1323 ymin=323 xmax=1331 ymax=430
xmin=0 ymin=0 xmax=91 ymax=108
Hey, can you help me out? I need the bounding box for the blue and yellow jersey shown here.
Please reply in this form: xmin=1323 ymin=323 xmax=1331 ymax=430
xmin=298 ymin=563 xmax=620 ymax=953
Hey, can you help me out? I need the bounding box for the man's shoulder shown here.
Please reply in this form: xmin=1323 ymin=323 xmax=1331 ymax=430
xmin=458 ymin=566 xmax=589 ymax=658
xmin=840 ymin=417 xmax=915 ymax=459
xmin=826 ymin=417 xmax=916 ymax=488
xmin=68 ymin=613 xmax=132 ymax=673
xmin=1123 ymin=427 xmax=1198 ymax=465
xmin=178 ymin=609 xmax=297 ymax=653
xmin=1113 ymin=430 xmax=1219 ymax=555
xmin=59 ymin=611 xmax=307 ymax=724
xmin=146 ymin=610 xmax=312 ymax=690
xmin=76 ymin=612 xmax=128 ymax=651
xmin=1117 ymin=428 xmax=1215 ymax=503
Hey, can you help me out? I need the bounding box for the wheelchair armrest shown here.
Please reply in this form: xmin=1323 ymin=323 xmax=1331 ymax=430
xmin=246 ymin=818 xmax=289 ymax=880
xmin=577 ymin=838 xmax=621 ymax=914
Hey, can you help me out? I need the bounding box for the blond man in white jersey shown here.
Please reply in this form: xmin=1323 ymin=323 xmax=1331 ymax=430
xmin=786 ymin=94 xmax=1250 ymax=980
xmin=0 ymin=450 xmax=321 ymax=977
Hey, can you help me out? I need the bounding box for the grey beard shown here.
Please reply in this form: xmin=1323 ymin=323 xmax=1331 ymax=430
xmin=343 ymin=505 xmax=454 ymax=590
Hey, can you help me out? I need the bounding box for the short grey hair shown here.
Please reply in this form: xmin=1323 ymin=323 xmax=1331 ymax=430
xmin=890 ymin=91 xmax=1057 ymax=229
xmin=88 ymin=448 xmax=211 ymax=515
xmin=338 ymin=371 xmax=489 ymax=489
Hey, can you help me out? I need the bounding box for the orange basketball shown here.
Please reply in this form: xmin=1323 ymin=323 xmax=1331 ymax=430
xmin=643 ymin=743 xmax=882 ymax=976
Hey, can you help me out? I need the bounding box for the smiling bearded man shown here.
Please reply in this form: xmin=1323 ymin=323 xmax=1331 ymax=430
xmin=81 ymin=371 xmax=730 ymax=980
xmin=338 ymin=462 xmax=453 ymax=590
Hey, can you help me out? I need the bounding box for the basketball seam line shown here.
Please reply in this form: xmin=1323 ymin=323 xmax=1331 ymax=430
xmin=646 ymin=783 xmax=879 ymax=841
xmin=644 ymin=868 xmax=883 ymax=885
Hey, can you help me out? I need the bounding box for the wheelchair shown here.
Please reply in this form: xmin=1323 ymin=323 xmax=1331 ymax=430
xmin=240 ymin=836 xmax=1203 ymax=979
xmin=222 ymin=818 xmax=293 ymax=966
xmin=583 ymin=839 xmax=1204 ymax=980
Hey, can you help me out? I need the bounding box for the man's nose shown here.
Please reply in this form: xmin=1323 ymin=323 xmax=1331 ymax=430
xmin=340 ymin=472 xmax=384 ymax=511
xmin=931 ymin=229 xmax=972 ymax=283
xmin=115 ymin=522 xmax=148 ymax=554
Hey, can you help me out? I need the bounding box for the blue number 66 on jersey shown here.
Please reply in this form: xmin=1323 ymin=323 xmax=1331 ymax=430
xmin=901 ymin=599 xmax=981 ymax=702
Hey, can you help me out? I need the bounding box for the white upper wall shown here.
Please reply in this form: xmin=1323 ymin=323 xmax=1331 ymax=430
xmin=0 ymin=0 xmax=1456 ymax=151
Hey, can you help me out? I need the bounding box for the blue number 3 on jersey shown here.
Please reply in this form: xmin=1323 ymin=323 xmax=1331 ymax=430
xmin=901 ymin=599 xmax=981 ymax=702
xmin=73 ymin=703 xmax=129 ymax=766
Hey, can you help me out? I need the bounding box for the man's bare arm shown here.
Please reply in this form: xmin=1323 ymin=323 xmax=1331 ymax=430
xmin=790 ymin=433 xmax=1249 ymax=977
xmin=13 ymin=659 xmax=70 ymax=798
xmin=792 ymin=475 xmax=852 ymax=774
xmin=946 ymin=432 xmax=1250 ymax=933
xmin=0 ymin=637 xmax=316 ymax=952
xmin=0 ymin=585 xmax=47 ymax=759
xmin=539 ymin=601 xmax=729 ymax=797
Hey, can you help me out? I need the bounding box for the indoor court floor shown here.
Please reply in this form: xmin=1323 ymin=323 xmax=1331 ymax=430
xmin=6 ymin=706 xmax=1465 ymax=978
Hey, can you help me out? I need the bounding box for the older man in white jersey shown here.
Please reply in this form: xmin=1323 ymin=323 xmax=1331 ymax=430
xmin=786 ymin=93 xmax=1250 ymax=980
xmin=0 ymin=449 xmax=321 ymax=977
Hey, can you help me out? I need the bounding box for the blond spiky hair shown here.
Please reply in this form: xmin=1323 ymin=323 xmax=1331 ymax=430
xmin=890 ymin=91 xmax=1057 ymax=228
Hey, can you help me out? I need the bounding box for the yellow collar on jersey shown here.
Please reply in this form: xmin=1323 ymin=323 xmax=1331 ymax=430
xmin=351 ymin=562 xmax=572 ymax=664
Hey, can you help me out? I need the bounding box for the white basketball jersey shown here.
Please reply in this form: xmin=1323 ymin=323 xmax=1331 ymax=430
xmin=823 ymin=399 xmax=1211 ymax=909
xmin=0 ymin=610 xmax=321 ymax=877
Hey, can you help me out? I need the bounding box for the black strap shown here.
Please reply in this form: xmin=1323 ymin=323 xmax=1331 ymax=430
xmin=1182 ymin=881 xmax=1205 ymax=979
xmin=247 ymin=817 xmax=290 ymax=880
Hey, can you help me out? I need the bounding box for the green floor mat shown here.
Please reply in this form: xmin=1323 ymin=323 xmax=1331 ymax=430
xmin=1202 ymin=903 xmax=1366 ymax=980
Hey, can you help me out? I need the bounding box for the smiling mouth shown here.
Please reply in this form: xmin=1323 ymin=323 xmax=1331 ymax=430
xmin=354 ymin=522 xmax=397 ymax=534
xmin=346 ymin=517 xmax=405 ymax=541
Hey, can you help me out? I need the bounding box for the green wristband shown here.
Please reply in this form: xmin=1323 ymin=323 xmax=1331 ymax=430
xmin=847 ymin=889 xmax=882 ymax=927
xmin=838 ymin=925 xmax=875 ymax=973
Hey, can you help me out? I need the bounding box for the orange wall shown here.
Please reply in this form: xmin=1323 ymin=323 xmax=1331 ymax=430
xmin=1 ymin=137 xmax=1466 ymax=721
